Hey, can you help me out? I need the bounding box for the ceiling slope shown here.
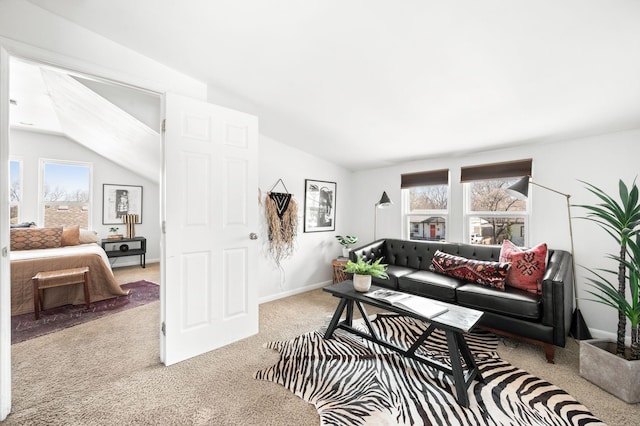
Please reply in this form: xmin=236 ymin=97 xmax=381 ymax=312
xmin=19 ymin=1 xmax=640 ymax=170
xmin=39 ymin=68 xmax=160 ymax=183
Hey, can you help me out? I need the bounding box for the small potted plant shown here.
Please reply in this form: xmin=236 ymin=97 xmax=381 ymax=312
xmin=336 ymin=235 xmax=358 ymax=258
xmin=108 ymin=227 xmax=122 ymax=240
xmin=343 ymin=256 xmax=388 ymax=292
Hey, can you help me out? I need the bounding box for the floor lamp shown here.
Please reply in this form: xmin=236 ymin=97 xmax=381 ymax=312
xmin=374 ymin=191 xmax=392 ymax=240
xmin=506 ymin=176 xmax=592 ymax=340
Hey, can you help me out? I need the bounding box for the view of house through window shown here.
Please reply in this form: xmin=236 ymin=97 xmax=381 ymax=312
xmin=462 ymin=159 xmax=531 ymax=246
xmin=41 ymin=160 xmax=92 ymax=228
xmin=467 ymin=178 xmax=527 ymax=245
xmin=10 ymin=159 xmax=21 ymax=224
xmin=402 ymin=169 xmax=449 ymax=241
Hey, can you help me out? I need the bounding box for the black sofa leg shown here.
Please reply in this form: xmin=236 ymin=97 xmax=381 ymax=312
xmin=544 ymin=344 xmax=555 ymax=364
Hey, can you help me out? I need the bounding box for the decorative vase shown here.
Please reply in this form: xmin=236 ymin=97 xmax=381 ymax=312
xmin=580 ymin=339 xmax=640 ymax=403
xmin=342 ymin=247 xmax=350 ymax=258
xmin=353 ymin=274 xmax=372 ymax=292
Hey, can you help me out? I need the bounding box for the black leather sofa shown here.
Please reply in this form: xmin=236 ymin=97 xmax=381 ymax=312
xmin=350 ymin=239 xmax=574 ymax=363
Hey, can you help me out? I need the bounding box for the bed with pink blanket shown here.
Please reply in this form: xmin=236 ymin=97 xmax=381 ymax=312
xmin=10 ymin=240 xmax=129 ymax=316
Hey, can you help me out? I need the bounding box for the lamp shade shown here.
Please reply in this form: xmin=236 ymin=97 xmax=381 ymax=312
xmin=505 ymin=176 xmax=530 ymax=198
xmin=376 ymin=191 xmax=392 ymax=207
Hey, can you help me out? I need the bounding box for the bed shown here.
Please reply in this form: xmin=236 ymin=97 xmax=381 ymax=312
xmin=10 ymin=227 xmax=129 ymax=316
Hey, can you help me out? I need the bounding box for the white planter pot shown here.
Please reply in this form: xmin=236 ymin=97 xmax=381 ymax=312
xmin=342 ymin=247 xmax=350 ymax=258
xmin=353 ymin=274 xmax=372 ymax=292
xmin=580 ymin=338 xmax=640 ymax=403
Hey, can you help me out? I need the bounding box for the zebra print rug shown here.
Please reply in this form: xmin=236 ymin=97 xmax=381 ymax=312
xmin=255 ymin=314 xmax=602 ymax=426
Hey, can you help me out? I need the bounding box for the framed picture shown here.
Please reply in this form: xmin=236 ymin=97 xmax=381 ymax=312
xmin=102 ymin=184 xmax=143 ymax=225
xmin=304 ymin=179 xmax=336 ymax=233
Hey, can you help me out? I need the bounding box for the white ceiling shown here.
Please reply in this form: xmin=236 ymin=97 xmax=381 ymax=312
xmin=22 ymin=0 xmax=640 ymax=170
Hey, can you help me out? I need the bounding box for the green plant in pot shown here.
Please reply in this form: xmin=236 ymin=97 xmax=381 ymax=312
xmin=336 ymin=235 xmax=358 ymax=258
xmin=585 ymin=236 xmax=640 ymax=359
xmin=343 ymin=256 xmax=388 ymax=292
xmin=575 ymin=178 xmax=640 ymax=403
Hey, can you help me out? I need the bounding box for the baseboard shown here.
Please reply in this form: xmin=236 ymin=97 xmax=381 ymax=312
xmin=110 ymin=258 xmax=159 ymax=268
xmin=259 ymin=280 xmax=332 ymax=304
xmin=586 ymin=327 xmax=633 ymax=346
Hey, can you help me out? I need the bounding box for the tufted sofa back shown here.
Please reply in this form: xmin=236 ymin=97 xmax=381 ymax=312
xmin=352 ymin=238 xmax=552 ymax=271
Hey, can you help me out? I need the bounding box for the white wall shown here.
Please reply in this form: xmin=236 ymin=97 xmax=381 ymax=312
xmin=351 ymin=129 xmax=640 ymax=340
xmin=10 ymin=129 xmax=161 ymax=264
xmin=257 ymin=135 xmax=354 ymax=302
xmin=0 ymin=0 xmax=206 ymax=99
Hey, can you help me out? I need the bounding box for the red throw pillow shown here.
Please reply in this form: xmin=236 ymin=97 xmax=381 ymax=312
xmin=499 ymin=240 xmax=547 ymax=294
xmin=430 ymin=250 xmax=511 ymax=290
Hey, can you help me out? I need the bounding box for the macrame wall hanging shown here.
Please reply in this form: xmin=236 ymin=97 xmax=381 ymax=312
xmin=265 ymin=179 xmax=298 ymax=265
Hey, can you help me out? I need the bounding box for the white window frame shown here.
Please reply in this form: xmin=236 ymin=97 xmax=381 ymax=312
xmin=402 ymin=184 xmax=450 ymax=242
xmin=463 ymin=179 xmax=529 ymax=246
xmin=38 ymin=158 xmax=94 ymax=228
xmin=9 ymin=158 xmax=22 ymax=224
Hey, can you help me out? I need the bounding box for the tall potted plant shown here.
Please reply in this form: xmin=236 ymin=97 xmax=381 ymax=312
xmin=343 ymin=256 xmax=388 ymax=292
xmin=576 ymin=179 xmax=640 ymax=403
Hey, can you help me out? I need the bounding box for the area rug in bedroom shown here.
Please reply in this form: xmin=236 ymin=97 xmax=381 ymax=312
xmin=11 ymin=280 xmax=159 ymax=344
xmin=255 ymin=314 xmax=603 ymax=426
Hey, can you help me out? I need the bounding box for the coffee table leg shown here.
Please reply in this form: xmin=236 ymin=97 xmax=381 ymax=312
xmin=456 ymin=332 xmax=484 ymax=384
xmin=324 ymin=298 xmax=348 ymax=339
xmin=445 ymin=330 xmax=469 ymax=407
xmin=345 ymin=300 xmax=354 ymax=327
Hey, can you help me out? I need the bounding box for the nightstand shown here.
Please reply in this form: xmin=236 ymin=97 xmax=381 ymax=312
xmin=101 ymin=236 xmax=147 ymax=268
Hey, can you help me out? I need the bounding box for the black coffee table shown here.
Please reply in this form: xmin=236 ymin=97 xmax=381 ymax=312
xmin=323 ymin=280 xmax=485 ymax=407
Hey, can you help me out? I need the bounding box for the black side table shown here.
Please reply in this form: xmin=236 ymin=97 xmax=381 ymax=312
xmin=101 ymin=236 xmax=146 ymax=268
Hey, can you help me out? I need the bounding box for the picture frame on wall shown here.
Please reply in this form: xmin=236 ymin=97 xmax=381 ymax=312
xmin=304 ymin=179 xmax=336 ymax=233
xmin=102 ymin=184 xmax=143 ymax=225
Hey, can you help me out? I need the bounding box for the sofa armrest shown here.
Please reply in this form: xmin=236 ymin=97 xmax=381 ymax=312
xmin=350 ymin=239 xmax=386 ymax=263
xmin=541 ymin=249 xmax=574 ymax=347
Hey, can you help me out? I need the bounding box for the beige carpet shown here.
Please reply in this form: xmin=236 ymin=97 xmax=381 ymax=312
xmin=6 ymin=288 xmax=640 ymax=425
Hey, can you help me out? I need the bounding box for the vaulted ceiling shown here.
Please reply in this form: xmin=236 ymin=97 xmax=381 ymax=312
xmin=10 ymin=60 xmax=161 ymax=183
xmin=21 ymin=1 xmax=640 ymax=170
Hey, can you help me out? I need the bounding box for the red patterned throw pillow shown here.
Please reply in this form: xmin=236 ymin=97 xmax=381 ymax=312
xmin=430 ymin=250 xmax=511 ymax=290
xmin=499 ymin=240 xmax=547 ymax=294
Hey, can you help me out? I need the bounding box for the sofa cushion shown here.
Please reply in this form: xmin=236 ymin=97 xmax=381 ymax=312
xmin=398 ymin=270 xmax=462 ymax=303
xmin=456 ymin=283 xmax=541 ymax=320
xmin=499 ymin=240 xmax=547 ymax=294
xmin=10 ymin=227 xmax=63 ymax=250
xmin=430 ymin=250 xmax=511 ymax=290
xmin=373 ymin=265 xmax=416 ymax=290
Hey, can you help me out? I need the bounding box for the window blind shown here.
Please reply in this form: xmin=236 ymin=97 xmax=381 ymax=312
xmin=460 ymin=159 xmax=532 ymax=182
xmin=401 ymin=169 xmax=449 ymax=188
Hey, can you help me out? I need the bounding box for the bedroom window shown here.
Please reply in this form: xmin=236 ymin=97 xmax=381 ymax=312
xmin=10 ymin=159 xmax=22 ymax=224
xmin=462 ymin=159 xmax=530 ymax=246
xmin=401 ymin=169 xmax=449 ymax=241
xmin=40 ymin=160 xmax=93 ymax=229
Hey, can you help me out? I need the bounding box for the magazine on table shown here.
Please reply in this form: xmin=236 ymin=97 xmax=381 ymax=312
xmin=364 ymin=289 xmax=448 ymax=319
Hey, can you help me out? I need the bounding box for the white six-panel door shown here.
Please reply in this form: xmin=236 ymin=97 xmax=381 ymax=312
xmin=162 ymin=93 xmax=259 ymax=365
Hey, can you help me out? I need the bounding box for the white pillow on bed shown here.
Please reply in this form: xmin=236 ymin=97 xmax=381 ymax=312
xmin=79 ymin=229 xmax=100 ymax=244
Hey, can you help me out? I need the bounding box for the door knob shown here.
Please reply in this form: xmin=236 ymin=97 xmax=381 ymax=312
xmin=249 ymin=233 xmax=258 ymax=240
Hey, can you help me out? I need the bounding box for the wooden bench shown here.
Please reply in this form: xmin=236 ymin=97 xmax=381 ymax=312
xmin=32 ymin=267 xmax=91 ymax=320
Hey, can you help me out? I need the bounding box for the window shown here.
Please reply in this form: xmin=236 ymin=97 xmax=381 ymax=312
xmin=462 ymin=159 xmax=530 ymax=246
xmin=9 ymin=159 xmax=21 ymax=224
xmin=402 ymin=169 xmax=449 ymax=241
xmin=40 ymin=160 xmax=92 ymax=228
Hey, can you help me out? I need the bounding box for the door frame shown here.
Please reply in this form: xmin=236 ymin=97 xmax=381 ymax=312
xmin=0 ymin=36 xmax=181 ymax=420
